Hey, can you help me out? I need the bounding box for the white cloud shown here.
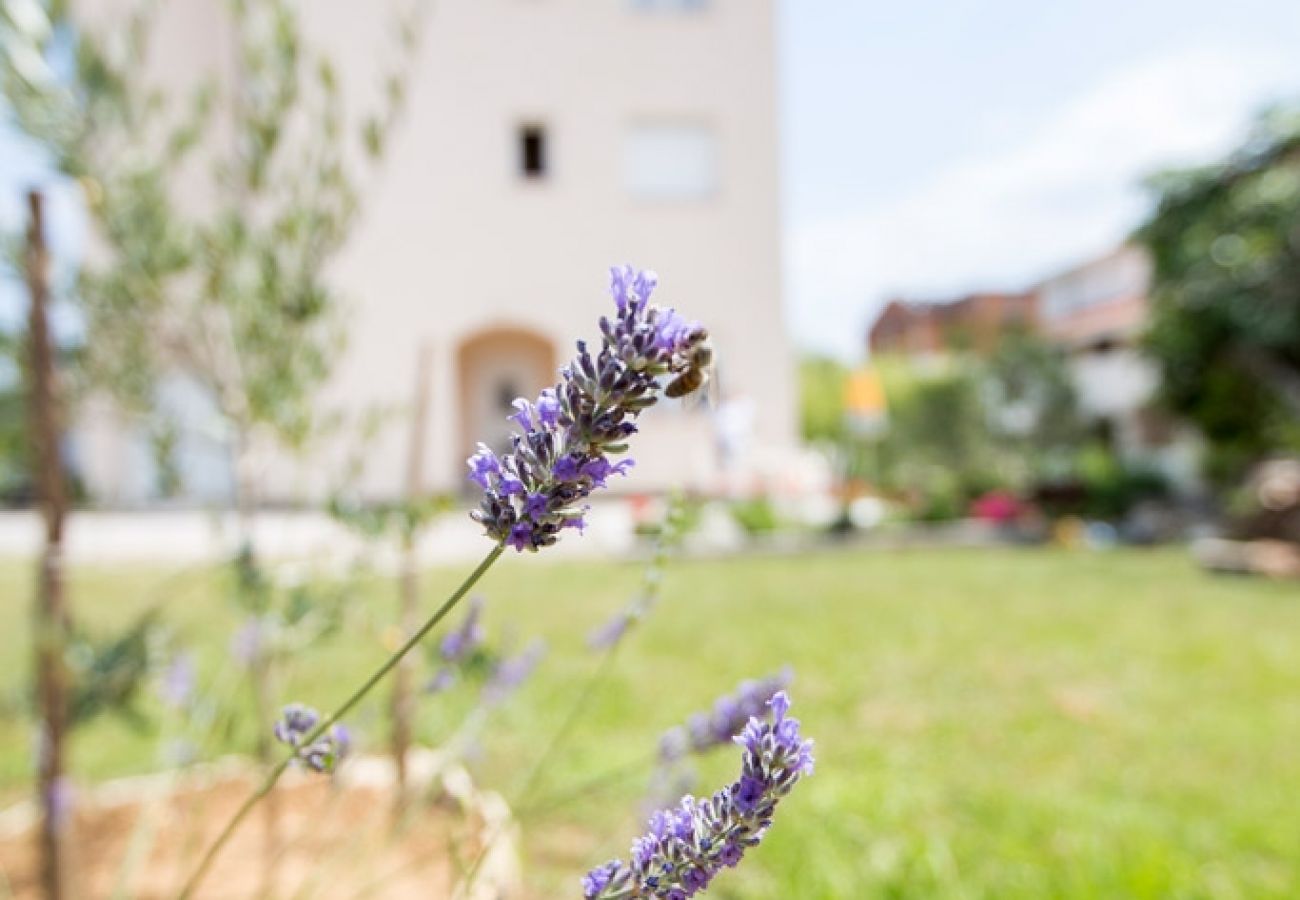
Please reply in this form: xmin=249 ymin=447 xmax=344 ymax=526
xmin=787 ymin=47 xmax=1300 ymax=360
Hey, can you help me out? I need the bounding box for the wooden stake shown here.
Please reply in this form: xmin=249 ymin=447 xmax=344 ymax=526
xmin=25 ymin=190 xmax=71 ymax=900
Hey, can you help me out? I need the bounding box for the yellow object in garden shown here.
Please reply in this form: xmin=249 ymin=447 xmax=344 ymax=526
xmin=845 ymin=368 xmax=885 ymax=414
xmin=844 ymin=367 xmax=888 ymax=436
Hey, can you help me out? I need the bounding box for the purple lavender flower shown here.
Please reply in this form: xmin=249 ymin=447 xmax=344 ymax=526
xmin=482 ymin=639 xmax=546 ymax=706
xmin=159 ymin=652 xmax=196 ymax=710
xmin=273 ymin=703 xmax=350 ymax=774
xmin=45 ymin=776 xmax=74 ymax=832
xmin=658 ymin=668 xmax=793 ymax=763
xmin=587 ymin=611 xmax=633 ymax=651
xmin=426 ymin=667 xmax=458 ymax=694
xmin=426 ymin=597 xmax=487 ymax=694
xmin=273 ymin=703 xmax=319 ymax=744
xmin=468 ymin=444 xmax=501 ymax=489
xmin=439 ymin=596 xmax=485 ymax=663
xmin=230 ymin=617 xmax=264 ymax=668
xmin=582 ymin=862 xmax=620 ymax=898
xmin=468 ymin=266 xmax=709 ymax=551
xmin=583 ymin=691 xmax=814 ymax=899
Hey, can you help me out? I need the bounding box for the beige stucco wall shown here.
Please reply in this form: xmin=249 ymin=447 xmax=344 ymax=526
xmin=77 ymin=0 xmax=796 ymax=503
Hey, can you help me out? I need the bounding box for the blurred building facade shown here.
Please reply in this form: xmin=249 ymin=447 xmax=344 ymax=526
xmin=868 ymin=291 xmax=1038 ymax=358
xmin=74 ymin=0 xmax=796 ymax=505
xmin=1034 ymin=244 xmax=1174 ymax=468
xmin=866 ymin=244 xmax=1199 ymax=487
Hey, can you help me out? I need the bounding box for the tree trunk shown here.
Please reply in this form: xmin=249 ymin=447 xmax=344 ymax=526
xmin=25 ymin=191 xmax=72 ymax=900
xmin=392 ymin=342 xmax=432 ymax=806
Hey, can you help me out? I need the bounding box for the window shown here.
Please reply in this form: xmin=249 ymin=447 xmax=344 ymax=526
xmin=518 ymin=124 xmax=548 ymax=179
xmin=624 ymin=123 xmax=718 ymax=199
xmin=496 ymin=379 xmax=522 ymax=414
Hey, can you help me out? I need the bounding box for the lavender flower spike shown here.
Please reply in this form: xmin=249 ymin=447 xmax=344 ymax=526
xmin=659 ymin=668 xmax=794 ymax=763
xmin=469 ymin=266 xmax=710 ymax=551
xmin=584 ymin=691 xmax=814 ymax=899
xmin=159 ymin=652 xmax=197 ymax=710
xmin=482 ymin=639 xmax=547 ymax=707
xmin=273 ymin=703 xmax=350 ymax=774
xmin=426 ymin=596 xmax=487 ymax=694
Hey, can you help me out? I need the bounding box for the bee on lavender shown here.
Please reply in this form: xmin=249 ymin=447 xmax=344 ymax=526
xmin=664 ymin=332 xmax=715 ymax=402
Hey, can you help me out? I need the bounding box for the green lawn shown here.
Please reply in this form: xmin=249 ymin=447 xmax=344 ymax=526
xmin=1 ymin=547 xmax=1298 ymax=898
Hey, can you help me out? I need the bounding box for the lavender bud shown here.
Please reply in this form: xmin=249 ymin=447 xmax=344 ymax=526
xmin=659 ymin=668 xmax=794 ymax=762
xmin=482 ymin=639 xmax=546 ymax=707
xmin=159 ymin=652 xmax=196 ymax=710
xmin=273 ymin=703 xmax=350 ymax=774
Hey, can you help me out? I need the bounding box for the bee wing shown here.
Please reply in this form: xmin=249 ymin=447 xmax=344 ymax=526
xmin=682 ymin=368 xmax=720 ymax=412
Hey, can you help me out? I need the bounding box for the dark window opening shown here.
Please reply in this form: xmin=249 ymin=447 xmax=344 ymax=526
xmin=496 ymin=379 xmax=521 ymax=413
xmin=519 ymin=125 xmax=547 ymax=178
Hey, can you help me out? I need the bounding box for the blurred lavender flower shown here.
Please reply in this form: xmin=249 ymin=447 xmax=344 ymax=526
xmin=659 ymin=668 xmax=793 ymax=763
xmin=584 ymin=691 xmax=814 ymax=899
xmin=426 ymin=596 xmax=486 ymax=694
xmin=159 ymin=652 xmax=196 ymax=710
xmin=45 ymin=776 xmax=74 ymax=832
xmin=273 ymin=703 xmax=317 ymax=745
xmin=469 ymin=267 xmax=710 ymax=551
xmin=273 ymin=703 xmax=350 ymax=774
xmin=426 ymin=667 xmax=458 ymax=694
xmin=587 ymin=496 xmax=692 ymax=652
xmin=482 ymin=639 xmax=547 ymax=707
xmin=586 ymin=610 xmax=633 ymax=651
xmin=440 ymin=596 xmax=486 ymax=661
xmin=230 ymin=617 xmax=264 ymax=668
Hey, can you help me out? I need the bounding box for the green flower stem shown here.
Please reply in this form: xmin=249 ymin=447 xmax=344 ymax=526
xmin=456 ymin=502 xmax=687 ymax=898
xmin=517 ymin=749 xmax=658 ymax=819
xmin=175 ymin=543 xmax=504 ymax=900
xmin=518 ymin=637 xmax=625 ymax=806
xmin=455 ymin=638 xmax=625 ymax=897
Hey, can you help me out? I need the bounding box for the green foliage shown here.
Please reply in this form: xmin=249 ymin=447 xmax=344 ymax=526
xmin=631 ymin=492 xmax=703 ymax=540
xmin=227 ymin=546 xmax=352 ymax=650
xmin=1139 ymin=104 xmax=1300 ymax=485
xmin=1059 ymin=442 xmax=1169 ymax=520
xmin=873 ymin=357 xmax=1001 ymax=506
xmin=728 ymin=495 xmax=780 ymax=536
xmin=852 ymin=345 xmax=1089 ymax=518
xmin=66 ymin=608 xmax=163 ymax=729
xmin=1 ymin=0 xmax=424 ymax=473
xmin=983 ymin=328 xmax=1086 ymax=467
xmin=0 ymin=330 xmax=26 ymax=501
xmin=328 ymin=493 xmax=455 ymax=543
xmin=798 ymin=356 xmax=849 ymax=445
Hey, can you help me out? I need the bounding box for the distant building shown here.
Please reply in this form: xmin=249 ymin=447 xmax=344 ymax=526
xmin=73 ymin=0 xmax=796 ymax=505
xmin=1035 ymin=245 xmax=1197 ymax=483
xmin=868 ymin=292 xmax=1038 ymax=358
xmin=1035 ymin=244 xmax=1155 ymax=425
xmin=1037 ymin=244 xmax=1150 ymax=351
xmin=865 ymin=244 xmax=1200 ymax=487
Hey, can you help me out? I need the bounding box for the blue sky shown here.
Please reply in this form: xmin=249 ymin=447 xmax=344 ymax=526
xmin=778 ymin=0 xmax=1300 ymax=358
xmin=5 ymin=1 xmax=1300 ymax=357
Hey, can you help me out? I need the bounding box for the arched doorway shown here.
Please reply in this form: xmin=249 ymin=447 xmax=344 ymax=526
xmin=456 ymin=326 xmax=557 ymax=468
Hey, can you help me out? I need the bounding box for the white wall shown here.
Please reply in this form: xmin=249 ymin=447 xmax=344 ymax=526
xmin=77 ymin=0 xmax=795 ymax=504
xmin=1069 ymin=349 xmax=1156 ymax=420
